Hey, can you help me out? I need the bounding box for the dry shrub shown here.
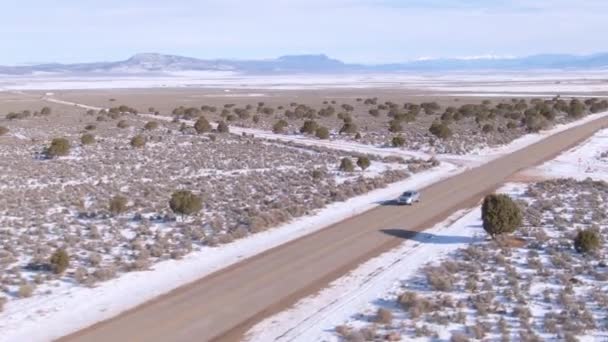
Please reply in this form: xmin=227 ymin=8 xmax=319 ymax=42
xmin=18 ymin=283 xmax=35 ymax=298
xmin=109 ymin=196 xmax=128 ymax=215
xmin=81 ymin=133 xmax=95 ymax=145
xmin=465 ymin=277 xmax=477 ymax=292
xmin=543 ymin=315 xmax=559 ymax=334
xmin=455 ymin=310 xmax=467 ymax=324
xmin=398 ymin=291 xmax=436 ymax=318
xmin=144 ymin=121 xmax=159 ymax=130
xmin=498 ymin=316 xmax=508 ymax=335
xmin=413 ymin=325 xmax=436 ymax=338
xmin=335 ymin=325 xmax=350 ymax=337
xmin=564 ymin=332 xmax=579 ymax=342
xmin=74 ymin=267 xmax=88 ymax=284
xmin=450 ymin=331 xmax=469 ymax=342
xmin=357 ymin=327 xmax=376 ymax=340
xmin=344 ymin=330 xmax=364 ymax=342
xmin=49 ymin=248 xmax=70 ymax=274
xmin=467 ymin=321 xmax=486 ymax=339
xmin=0 ymin=296 xmax=7 ymax=312
xmin=513 ymin=305 xmax=532 ymax=322
xmin=374 ymin=307 xmax=393 ymax=325
xmin=428 ymin=312 xmax=451 ymax=326
xmin=130 ymin=135 xmax=146 ymax=148
xmin=424 ymin=265 xmax=454 ymax=291
xmin=574 ymin=229 xmax=601 ymax=254
xmin=92 ymin=266 xmax=116 ymax=281
xmin=46 ymin=138 xmax=71 ymax=157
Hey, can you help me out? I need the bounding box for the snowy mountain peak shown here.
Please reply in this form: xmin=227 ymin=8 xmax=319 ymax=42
xmin=128 ymin=53 xmax=164 ymax=61
xmin=123 ymin=53 xmax=204 ymax=71
xmin=277 ymin=54 xmax=335 ymax=62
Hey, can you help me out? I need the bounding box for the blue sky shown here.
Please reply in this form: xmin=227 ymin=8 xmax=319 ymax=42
xmin=1 ymin=0 xmax=607 ymax=65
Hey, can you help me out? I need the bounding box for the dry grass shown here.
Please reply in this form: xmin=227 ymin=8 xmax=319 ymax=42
xmin=0 ymin=92 xmax=437 ymax=309
xmin=337 ymin=178 xmax=608 ymax=340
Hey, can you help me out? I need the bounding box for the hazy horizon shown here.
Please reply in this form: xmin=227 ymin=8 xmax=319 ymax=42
xmin=2 ymin=0 xmax=608 ymax=65
xmin=6 ymin=51 xmax=608 ymax=68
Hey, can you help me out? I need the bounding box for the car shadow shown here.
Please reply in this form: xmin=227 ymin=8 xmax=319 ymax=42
xmin=376 ymin=199 xmax=405 ymax=206
xmin=380 ymin=229 xmax=476 ymax=244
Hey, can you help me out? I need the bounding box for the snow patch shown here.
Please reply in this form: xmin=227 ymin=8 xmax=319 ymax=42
xmin=0 ymin=164 xmax=458 ymax=342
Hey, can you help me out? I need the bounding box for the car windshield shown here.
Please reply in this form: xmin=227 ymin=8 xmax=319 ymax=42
xmin=402 ymin=191 xmax=414 ymax=197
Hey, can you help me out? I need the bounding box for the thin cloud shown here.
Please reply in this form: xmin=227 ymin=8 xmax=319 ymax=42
xmin=0 ymin=0 xmax=606 ymax=64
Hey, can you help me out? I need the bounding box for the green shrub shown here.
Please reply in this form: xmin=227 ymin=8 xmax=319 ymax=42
xmin=109 ymin=196 xmax=128 ymax=215
xmin=46 ymin=138 xmax=71 ymax=157
xmin=169 ymin=190 xmax=202 ymax=217
xmin=300 ymin=120 xmax=318 ymax=134
xmin=130 ymin=135 xmax=146 ymax=148
xmin=272 ymin=119 xmax=288 ymax=133
xmin=81 ymin=133 xmax=95 ymax=145
xmin=357 ymin=156 xmax=371 ymax=171
xmin=217 ymin=120 xmax=229 ymax=133
xmin=261 ymin=107 xmax=274 ymax=115
xmin=315 ymin=126 xmax=329 ymax=139
xmin=84 ymin=124 xmax=96 ymax=131
xmin=144 ymin=121 xmax=159 ymax=130
xmin=392 ymin=135 xmax=405 ymax=147
xmin=525 ymin=113 xmax=547 ymax=132
xmin=194 ymin=117 xmax=212 ymax=133
xmin=41 ymin=106 xmax=52 ymax=115
xmin=441 ymin=111 xmax=453 ymax=123
xmin=429 ymin=121 xmax=452 ymax=139
xmin=388 ymin=119 xmax=403 ymax=133
xmin=339 ymin=158 xmax=355 ymax=172
xmin=482 ymin=124 xmax=494 ymax=133
xmin=339 ymin=122 xmax=358 ymax=134
xmin=49 ymin=249 xmax=70 ymax=274
xmin=482 ymin=194 xmax=522 ymax=239
xmin=117 ymin=120 xmax=129 ymax=128
xmin=568 ymin=99 xmax=585 ymax=118
xmin=574 ymin=229 xmax=601 ymax=253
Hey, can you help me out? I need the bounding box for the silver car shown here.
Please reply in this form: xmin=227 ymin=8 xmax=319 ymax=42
xmin=397 ymin=190 xmax=420 ymax=205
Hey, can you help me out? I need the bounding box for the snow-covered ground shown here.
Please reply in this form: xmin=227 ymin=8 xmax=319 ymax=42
xmin=244 ymin=184 xmax=525 ymax=342
xmin=1 ymin=71 xmax=608 ymax=92
xmin=318 ymin=179 xmax=607 ymax=341
xmin=43 ymin=95 xmax=434 ymax=160
xmin=440 ymin=93 xmax=608 ymax=98
xmin=46 ymin=95 xmax=608 ymax=167
xmin=441 ymin=110 xmax=608 ymax=167
xmin=526 ymin=128 xmax=608 ymax=182
xmin=223 ymin=125 xmax=433 ymax=160
xmin=245 ymin=118 xmax=608 ymax=342
xmin=429 ymin=82 xmax=608 ymax=94
xmin=2 ymin=95 xmax=607 ymax=341
xmin=0 ymin=163 xmax=458 ymax=342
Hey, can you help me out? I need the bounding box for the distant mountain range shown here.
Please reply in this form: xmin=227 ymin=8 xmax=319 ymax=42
xmin=2 ymin=52 xmax=608 ymax=75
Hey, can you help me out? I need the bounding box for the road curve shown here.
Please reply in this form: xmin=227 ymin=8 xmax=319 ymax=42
xmin=59 ymin=115 xmax=608 ymax=342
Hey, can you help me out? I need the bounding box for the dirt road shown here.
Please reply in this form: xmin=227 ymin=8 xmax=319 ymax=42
xmin=60 ymin=115 xmax=608 ymax=342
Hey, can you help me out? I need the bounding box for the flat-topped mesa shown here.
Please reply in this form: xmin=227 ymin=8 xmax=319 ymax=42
xmin=2 ymin=52 xmax=608 ymax=75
